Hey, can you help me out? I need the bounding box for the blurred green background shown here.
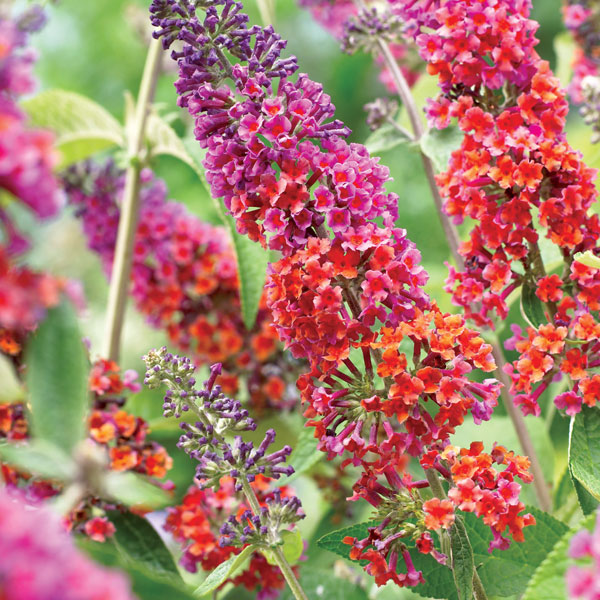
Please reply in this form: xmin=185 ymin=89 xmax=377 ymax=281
xmin=6 ymin=0 xmax=596 ymax=594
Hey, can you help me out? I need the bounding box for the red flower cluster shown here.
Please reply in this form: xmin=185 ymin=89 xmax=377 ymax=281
xmin=165 ymin=475 xmax=298 ymax=600
xmin=395 ymin=0 xmax=600 ymax=418
xmin=151 ymin=0 xmax=535 ymax=587
xmin=65 ymin=163 xmax=299 ymax=413
xmin=0 ymin=358 xmax=173 ymax=539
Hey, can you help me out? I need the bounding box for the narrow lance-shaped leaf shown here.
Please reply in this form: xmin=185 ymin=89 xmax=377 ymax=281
xmin=183 ymin=137 xmax=269 ymax=330
xmin=520 ymin=278 xmax=547 ymax=329
xmin=24 ymin=302 xmax=89 ymax=453
xmin=194 ymin=545 xmax=254 ymax=597
xmin=450 ymin=517 xmax=474 ymax=600
xmin=0 ymin=439 xmax=76 ymax=481
xmin=103 ymin=471 xmax=169 ymax=509
xmin=108 ymin=511 xmax=181 ymax=580
xmin=22 ymin=89 xmax=125 ymax=168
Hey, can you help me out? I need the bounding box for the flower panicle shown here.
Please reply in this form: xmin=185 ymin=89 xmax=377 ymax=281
xmin=143 ymin=347 xmax=295 ymax=491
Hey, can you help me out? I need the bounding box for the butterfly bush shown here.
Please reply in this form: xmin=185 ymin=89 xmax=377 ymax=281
xmin=1 ymin=358 xmax=173 ymax=539
xmin=0 ymin=486 xmax=136 ymax=600
xmin=392 ymin=0 xmax=600 ymax=419
xmin=166 ymin=476 xmax=300 ymax=598
xmin=64 ymin=161 xmax=300 ymax=413
xmin=149 ymin=0 xmax=535 ymax=587
xmin=143 ymin=348 xmax=304 ymax=595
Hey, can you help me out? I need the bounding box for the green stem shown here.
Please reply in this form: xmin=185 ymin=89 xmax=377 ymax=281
xmin=240 ymin=479 xmax=309 ymax=600
xmin=472 ymin=571 xmax=490 ymax=600
xmin=102 ymin=38 xmax=163 ymax=362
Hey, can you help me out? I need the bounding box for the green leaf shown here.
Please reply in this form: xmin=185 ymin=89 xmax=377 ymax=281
xmin=572 ymin=475 xmax=598 ymax=514
xmin=79 ymin=539 xmax=196 ymax=600
xmin=569 ymin=406 xmax=600 ymax=502
xmin=194 ymin=546 xmax=254 ymax=597
xmin=182 ymin=135 xmax=268 ymax=330
xmin=278 ymin=569 xmax=369 ymax=600
xmin=147 ymin=112 xmax=199 ymax=172
xmin=24 ymin=302 xmax=89 ymax=453
xmin=22 ymin=89 xmax=124 ymax=168
xmin=365 ymin=122 xmax=412 ymax=155
xmin=450 ymin=517 xmax=474 ymax=600
xmin=103 ymin=471 xmax=169 ymax=509
xmin=281 ymin=427 xmax=322 ymax=485
xmin=522 ymin=512 xmax=597 ymax=600
xmin=318 ymin=508 xmax=567 ymax=600
xmin=108 ymin=511 xmax=181 ymax=580
xmin=554 ymin=31 xmax=576 ymax=90
xmin=0 ymin=355 xmax=24 ymax=402
xmin=420 ymin=126 xmax=463 ymax=172
xmin=230 ymin=222 xmax=269 ymax=330
xmin=0 ymin=439 xmax=76 ymax=481
xmin=280 ymin=530 xmax=304 ymax=565
xmin=520 ymin=279 xmax=547 ymax=329
xmin=574 ymin=250 xmax=600 ymax=270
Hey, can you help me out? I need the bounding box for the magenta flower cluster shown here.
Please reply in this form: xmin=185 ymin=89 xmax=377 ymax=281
xmin=0 ymin=488 xmax=135 ymax=600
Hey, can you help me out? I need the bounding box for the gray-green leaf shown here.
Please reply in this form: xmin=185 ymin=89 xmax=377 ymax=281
xmin=420 ymin=126 xmax=463 ymax=172
xmin=194 ymin=546 xmax=254 ymax=597
xmin=450 ymin=517 xmax=474 ymax=600
xmin=103 ymin=471 xmax=169 ymax=509
xmin=183 ymin=136 xmax=268 ymax=330
xmin=24 ymin=302 xmax=89 ymax=453
xmin=22 ymin=89 xmax=124 ymax=168
xmin=365 ymin=122 xmax=412 ymax=155
xmin=0 ymin=439 xmax=76 ymax=481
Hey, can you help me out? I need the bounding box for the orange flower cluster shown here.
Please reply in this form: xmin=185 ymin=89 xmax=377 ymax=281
xmin=165 ymin=476 xmax=299 ymax=599
xmin=0 ymin=358 xmax=173 ymax=540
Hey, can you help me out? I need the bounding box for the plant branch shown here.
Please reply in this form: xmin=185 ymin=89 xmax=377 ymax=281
xmin=356 ymin=8 xmax=552 ymax=511
xmin=103 ymin=38 xmax=163 ymax=362
xmin=240 ymin=479 xmax=309 ymax=600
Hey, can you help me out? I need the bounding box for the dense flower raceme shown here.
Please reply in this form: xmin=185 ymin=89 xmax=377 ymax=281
xmin=166 ymin=476 xmax=299 ymax=599
xmin=150 ymin=0 xmax=534 ymax=587
xmin=567 ymin=509 xmax=600 ymax=600
xmin=298 ymin=0 xmax=421 ymax=94
xmin=0 ymin=11 xmax=70 ymax=349
xmin=394 ymin=0 xmax=600 ymax=417
xmin=64 ymin=162 xmax=299 ymax=413
xmin=1 ymin=358 xmax=172 ymax=539
xmin=0 ymin=486 xmax=136 ymax=600
xmin=144 ymin=349 xmax=304 ymax=596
